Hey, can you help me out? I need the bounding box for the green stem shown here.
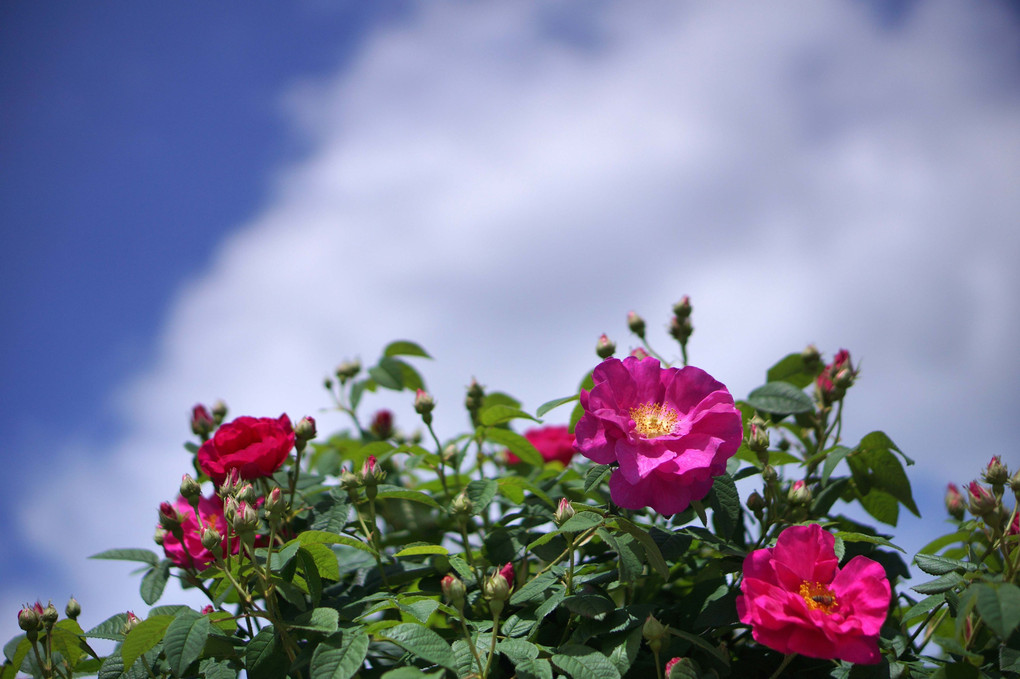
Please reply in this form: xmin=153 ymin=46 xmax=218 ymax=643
xmin=482 ymin=613 xmax=500 ymax=679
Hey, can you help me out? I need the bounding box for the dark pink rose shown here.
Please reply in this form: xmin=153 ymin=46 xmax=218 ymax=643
xmin=736 ymin=524 xmax=890 ymax=664
xmin=197 ymin=414 xmax=294 ymax=485
xmin=160 ymin=495 xmax=237 ymax=571
xmin=507 ymin=426 xmax=576 ymax=466
xmin=370 ymin=410 xmax=394 ymax=439
xmin=574 ymin=356 xmax=742 ymax=515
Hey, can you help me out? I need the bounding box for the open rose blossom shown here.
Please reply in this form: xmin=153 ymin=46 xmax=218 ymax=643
xmin=506 ymin=425 xmax=576 ymax=466
xmin=736 ymin=524 xmax=891 ymax=664
xmin=160 ymin=495 xmax=236 ymax=570
xmin=574 ymin=356 xmax=742 ymax=515
xmin=197 ymin=414 xmax=294 ymax=485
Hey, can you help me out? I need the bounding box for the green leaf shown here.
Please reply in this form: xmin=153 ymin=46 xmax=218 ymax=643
xmin=901 ymin=593 xmax=945 ymax=624
xmin=90 ymin=548 xmax=160 ymax=566
xmin=290 ymin=607 xmax=340 ymax=633
xmin=4 ymin=637 xmax=29 ymax=676
xmin=821 ymin=446 xmax=852 ymax=484
xmin=373 ymin=487 xmax=442 ymax=509
xmin=973 ymin=582 xmax=1020 ymax=639
xmin=766 ymin=352 xmax=819 ymax=388
xmin=850 ymin=433 xmax=919 ymax=517
xmin=368 ymin=357 xmax=408 ymax=390
xmin=510 ymin=571 xmax=560 ymax=605
xmin=707 ymin=473 xmax=741 ymax=540
xmin=394 ymin=544 xmax=449 ymax=558
xmin=466 ymin=479 xmax=499 ymax=513
xmin=296 ymin=530 xmax=377 ymax=555
xmin=380 ymin=669 xmax=445 ymax=679
xmin=536 ymin=394 xmax=579 ymax=418
xmin=913 ymin=553 xmax=977 ymax=576
xmin=746 ymin=382 xmax=814 ymax=415
xmin=911 ymin=572 xmax=964 ymax=595
xmin=516 ymin=658 xmax=554 ymax=679
xmin=551 ymin=644 xmax=621 ymax=679
xmin=562 ymin=594 xmax=615 ymax=618
xmin=383 ymin=340 xmax=431 ymax=359
xmin=297 ymin=547 xmax=324 ymax=605
xmin=560 ymin=511 xmax=604 ymax=533
xmin=483 ymin=427 xmax=542 ymax=466
xmin=378 ymin=623 xmax=457 ymax=671
xmin=246 ymin=626 xmax=290 ymax=679
xmin=860 ymin=430 xmax=914 ymax=465
xmin=301 ymin=542 xmax=340 ymax=581
xmin=163 ymin=613 xmax=210 ymax=678
xmin=198 ymin=657 xmax=242 ymax=679
xmin=480 ymin=404 xmax=539 ymax=427
xmin=497 ymin=638 xmax=540 ymax=664
xmin=611 ymin=517 xmax=669 ymax=579
xmin=584 ymin=464 xmax=613 ymax=495
xmin=310 ymin=630 xmax=369 ymax=679
xmin=833 ymin=531 xmax=904 ymax=553
xmin=122 ymin=614 xmax=173 ymax=671
xmin=140 ymin=560 xmax=171 ymax=605
xmin=86 ymin=613 xmax=130 ymax=641
xmin=857 ymin=488 xmax=900 ymax=527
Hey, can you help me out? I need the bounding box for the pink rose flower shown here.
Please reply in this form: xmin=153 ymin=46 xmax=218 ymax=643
xmin=197 ymin=414 xmax=294 ymax=485
xmin=736 ymin=524 xmax=890 ymax=664
xmin=506 ymin=426 xmax=576 ymax=466
xmin=574 ymin=356 xmax=742 ymax=515
xmin=160 ymin=495 xmax=237 ymax=571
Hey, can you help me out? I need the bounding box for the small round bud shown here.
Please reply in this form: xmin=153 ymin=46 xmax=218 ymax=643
xmin=340 ymin=467 xmax=360 ymax=492
xmin=158 ymin=501 xmax=185 ymax=540
xmin=217 ymin=468 xmax=242 ymax=498
xmin=465 ymin=379 xmax=485 ymax=417
xmin=1010 ymin=469 xmax=1020 ymax=499
xmin=746 ymin=415 xmax=770 ymax=462
xmin=122 ymin=611 xmax=141 ymax=635
xmin=295 ymin=416 xmax=317 ymax=441
xmin=762 ymin=465 xmax=778 ymax=483
xmin=323 ymin=376 xmax=334 ymax=391
xmin=335 ymin=359 xmax=361 ymax=383
xmin=236 ymin=483 xmax=257 ymax=506
xmin=665 ymin=656 xmax=699 ymax=679
xmin=627 ymin=311 xmax=646 ymax=338
xmin=359 ymin=455 xmax=386 ymax=487
xmin=672 ymin=295 xmax=692 ymax=319
xmin=630 ymin=347 xmax=650 ymax=360
xmin=41 ymin=602 xmax=58 ymax=628
xmin=451 ymin=491 xmax=473 ymax=517
xmin=554 ymin=498 xmax=576 ymax=526
xmin=18 ymin=604 xmax=41 ymax=632
xmin=967 ymin=480 xmax=998 ymax=517
xmin=802 ymin=344 xmax=822 ymax=370
xmin=596 ymin=334 xmax=616 ymax=359
xmin=370 ymin=410 xmax=394 ymax=440
xmin=746 ymin=491 xmax=765 ymax=518
xmin=180 ymin=474 xmax=202 ymax=503
xmin=788 ymin=480 xmax=812 ymax=505
xmin=441 ymin=574 xmax=466 ymax=609
xmin=483 ymin=565 xmax=513 ymax=604
xmin=153 ymin=526 xmax=168 ymax=546
xmin=264 ymin=487 xmax=286 ymax=520
xmin=414 ymin=389 xmax=435 ymax=425
xmin=230 ymin=501 xmax=259 ymax=535
xmin=201 ymin=525 xmax=223 ymax=551
xmin=668 ymin=315 xmax=693 ymax=344
xmin=983 ymin=456 xmax=1009 ymax=487
xmin=945 ymin=483 xmax=965 ymax=520
xmin=643 ymin=614 xmax=668 ymax=654
xmin=65 ymin=597 xmax=81 ymax=621
xmin=211 ymin=400 xmax=228 ymax=425
xmin=190 ymin=405 xmax=215 ymax=438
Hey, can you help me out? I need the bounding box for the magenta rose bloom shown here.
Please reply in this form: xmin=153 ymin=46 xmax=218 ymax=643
xmin=736 ymin=524 xmax=891 ymax=664
xmin=197 ymin=414 xmax=294 ymax=485
xmin=574 ymin=356 xmax=742 ymax=515
xmin=160 ymin=494 xmax=236 ymax=571
xmin=507 ymin=426 xmax=576 ymax=466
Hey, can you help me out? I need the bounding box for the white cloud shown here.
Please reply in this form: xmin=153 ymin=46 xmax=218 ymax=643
xmin=7 ymin=0 xmax=1020 ymax=645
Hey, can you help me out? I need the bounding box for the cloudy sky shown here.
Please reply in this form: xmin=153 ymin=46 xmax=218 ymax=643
xmin=2 ymin=0 xmax=1019 ymax=646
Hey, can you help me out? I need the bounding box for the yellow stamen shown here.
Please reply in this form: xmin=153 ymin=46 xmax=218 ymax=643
xmin=629 ymin=402 xmax=678 ymax=439
xmin=799 ymin=581 xmax=838 ymax=614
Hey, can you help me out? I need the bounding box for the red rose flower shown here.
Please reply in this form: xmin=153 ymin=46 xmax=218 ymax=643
xmin=197 ymin=414 xmax=294 ymax=485
xmin=507 ymin=426 xmax=576 ymax=466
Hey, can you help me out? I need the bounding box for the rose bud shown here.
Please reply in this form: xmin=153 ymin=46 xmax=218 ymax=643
xmin=945 ymin=483 xmax=965 ymax=520
xmin=629 ymin=347 xmax=650 ymax=360
xmin=747 ymin=415 xmax=770 ymax=461
xmin=18 ymin=604 xmax=41 ymax=632
xmin=672 ymin=295 xmax=692 ymax=319
xmin=122 ymin=611 xmax=140 ymax=635
xmin=295 ymin=416 xmax=317 ymax=442
xmin=264 ymin=487 xmax=285 ymax=520
xmin=627 ymin=311 xmax=646 ymax=338
xmin=642 ymin=614 xmax=668 ymax=654
xmin=65 ymin=597 xmax=81 ymax=621
xmin=668 ymin=315 xmax=693 ymax=344
xmin=451 ymin=491 xmax=473 ymax=517
xmin=201 ymin=605 xmax=214 ymax=616
xmin=370 ymin=410 xmax=394 ymax=440
xmin=746 ymin=491 xmax=766 ymax=519
xmin=788 ymin=480 xmax=812 ymax=505
xmin=414 ymin=389 xmax=435 ymax=425
xmin=236 ymin=483 xmax=257 ymax=506
xmin=180 ymin=474 xmax=202 ymax=505
xmin=191 ymin=405 xmax=215 ymax=438
xmin=983 ymin=456 xmax=1009 ymax=488
xmin=335 ymin=359 xmax=361 ymax=383
xmin=483 ymin=566 xmax=512 ymax=617
xmin=498 ymin=562 xmax=514 ymax=586
xmin=340 ymin=466 xmax=360 ymax=492
xmin=441 ymin=574 xmax=466 ymax=609
xmin=967 ymin=480 xmax=998 ymax=517
xmin=158 ymin=501 xmax=185 ymax=540
xmin=230 ymin=502 xmax=259 ymax=535
xmin=211 ymin=400 xmax=228 ymax=425
xmin=153 ymin=526 xmax=168 ymax=546
xmin=359 ymin=455 xmax=386 ymax=486
xmin=465 ymin=379 xmax=485 ymax=420
xmin=554 ymin=498 xmax=576 ymax=526
xmin=596 ymin=334 xmax=616 ymax=359
xmin=200 ymin=525 xmax=223 ymax=552
xmin=217 ymin=468 xmax=242 ymax=498
xmin=666 ymin=657 xmax=699 ymax=679
xmin=1011 ymin=469 xmax=1020 ymax=501
xmin=41 ymin=602 xmax=58 ymax=628
xmin=802 ymin=344 xmax=822 ymax=370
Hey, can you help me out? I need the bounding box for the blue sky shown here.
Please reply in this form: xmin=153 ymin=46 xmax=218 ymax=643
xmin=3 ymin=0 xmax=1020 ymax=646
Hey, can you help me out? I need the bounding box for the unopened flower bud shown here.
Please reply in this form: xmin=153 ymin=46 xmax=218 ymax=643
xmin=643 ymin=614 xmax=668 ymax=654
xmin=746 ymin=491 xmax=765 ymax=518
xmin=596 ymin=334 xmax=616 ymax=359
xmin=983 ymin=456 xmax=1009 ymax=488
xmin=967 ymin=480 xmax=998 ymax=517
xmin=1011 ymin=469 xmax=1020 ymax=499
xmin=295 ymin=416 xmax=317 ymax=441
xmin=180 ymin=474 xmax=202 ymax=504
xmin=18 ymin=604 xmax=41 ymax=632
xmin=483 ymin=566 xmax=512 ymax=606
xmin=788 ymin=480 xmax=812 ymax=505
xmin=746 ymin=415 xmax=770 ymax=462
xmin=335 ymin=359 xmax=361 ymax=383
xmin=630 ymin=347 xmax=650 ymax=360
xmin=817 ymin=349 xmax=855 ymax=404
xmin=236 ymin=483 xmax=257 ymax=506
xmin=442 ymin=444 xmax=458 ymax=464
xmin=451 ymin=491 xmax=473 ymax=517
xmin=370 ymin=410 xmax=394 ymax=440
xmin=158 ymin=502 xmax=185 ymax=539
xmin=665 ymin=657 xmax=699 ymax=679
xmin=762 ymin=465 xmax=778 ymax=483
xmin=802 ymin=344 xmax=822 ymax=371
xmin=223 ymin=497 xmax=239 ymax=525
xmin=218 ymin=468 xmax=242 ymax=498
xmin=668 ymin=315 xmax=693 ymax=344
xmin=441 ymin=574 xmax=466 ymax=609
xmin=359 ymin=455 xmax=385 ymax=486
xmin=41 ymin=602 xmax=58 ymax=628
xmin=264 ymin=487 xmax=285 ymax=519
xmin=153 ymin=526 xmax=167 ymax=546
xmin=554 ymin=498 xmax=576 ymax=526
xmin=945 ymin=483 xmax=965 ymax=520
xmin=230 ymin=501 xmax=259 ymax=535
xmin=627 ymin=311 xmax=646 ymax=338
xmin=65 ymin=597 xmax=81 ymax=621
xmin=465 ymin=379 xmax=485 ymax=417
xmin=201 ymin=525 xmax=223 ymax=552
xmin=122 ymin=611 xmax=140 ymax=635
xmin=672 ymin=295 xmax=692 ymax=320
xmin=414 ymin=389 xmax=435 ymax=425
xmin=191 ymin=405 xmax=215 ymax=438
xmin=211 ymin=400 xmax=228 ymax=425
xmin=340 ymin=467 xmax=360 ymax=492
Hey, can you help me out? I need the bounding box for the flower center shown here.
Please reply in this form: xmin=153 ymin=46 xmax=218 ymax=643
xmin=629 ymin=402 xmax=678 ymax=439
xmin=799 ymin=581 xmax=838 ymax=614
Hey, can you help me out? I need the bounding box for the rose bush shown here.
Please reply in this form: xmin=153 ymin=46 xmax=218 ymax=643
xmin=196 ymin=413 xmax=294 ymax=484
xmin=5 ymin=302 xmax=1020 ymax=679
